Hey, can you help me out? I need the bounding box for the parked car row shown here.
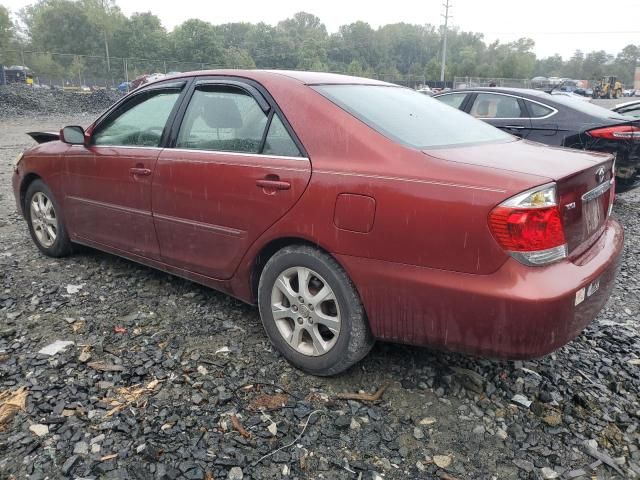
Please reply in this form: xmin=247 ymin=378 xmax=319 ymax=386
xmin=434 ymin=87 xmax=640 ymax=191
xmin=12 ymin=70 xmax=624 ymax=375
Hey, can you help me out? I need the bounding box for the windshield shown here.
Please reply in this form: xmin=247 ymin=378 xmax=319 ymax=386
xmin=313 ymin=84 xmax=513 ymax=149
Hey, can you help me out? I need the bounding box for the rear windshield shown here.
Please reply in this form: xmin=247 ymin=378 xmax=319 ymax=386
xmin=313 ymin=84 xmax=512 ymax=149
xmin=549 ymin=94 xmax=630 ymax=120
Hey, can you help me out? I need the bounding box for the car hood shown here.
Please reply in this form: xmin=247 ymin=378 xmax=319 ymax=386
xmin=424 ymin=139 xmax=611 ymax=181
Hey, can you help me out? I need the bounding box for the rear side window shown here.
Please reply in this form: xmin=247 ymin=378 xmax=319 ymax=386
xmin=177 ymin=86 xmax=268 ymax=153
xmin=525 ymin=100 xmax=554 ymax=118
xmin=314 ymin=85 xmax=511 ymax=149
xmin=470 ymin=93 xmax=524 ymax=119
xmin=263 ymin=114 xmax=301 ymax=157
xmin=435 ymin=93 xmax=467 ymax=109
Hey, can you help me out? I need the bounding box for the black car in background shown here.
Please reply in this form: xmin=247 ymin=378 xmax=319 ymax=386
xmin=434 ymin=88 xmax=640 ymax=191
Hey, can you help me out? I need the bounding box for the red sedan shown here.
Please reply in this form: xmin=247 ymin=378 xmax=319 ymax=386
xmin=12 ymin=70 xmax=623 ymax=375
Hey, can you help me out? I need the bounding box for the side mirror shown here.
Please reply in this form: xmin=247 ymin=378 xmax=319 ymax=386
xmin=60 ymin=125 xmax=86 ymax=145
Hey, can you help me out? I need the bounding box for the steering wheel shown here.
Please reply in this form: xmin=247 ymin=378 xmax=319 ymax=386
xmin=135 ymin=126 xmax=164 ymax=146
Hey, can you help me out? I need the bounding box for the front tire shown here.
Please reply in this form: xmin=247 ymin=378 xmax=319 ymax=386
xmin=258 ymin=245 xmax=374 ymax=376
xmin=24 ymin=179 xmax=72 ymax=257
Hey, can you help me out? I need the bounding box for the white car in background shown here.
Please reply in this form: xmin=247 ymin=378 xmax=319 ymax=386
xmin=613 ymin=100 xmax=640 ymax=119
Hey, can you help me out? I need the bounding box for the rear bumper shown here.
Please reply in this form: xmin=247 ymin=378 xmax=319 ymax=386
xmin=337 ymin=218 xmax=624 ymax=359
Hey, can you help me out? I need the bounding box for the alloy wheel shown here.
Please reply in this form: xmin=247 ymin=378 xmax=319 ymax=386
xmin=270 ymin=266 xmax=341 ymax=356
xmin=30 ymin=192 xmax=58 ymax=248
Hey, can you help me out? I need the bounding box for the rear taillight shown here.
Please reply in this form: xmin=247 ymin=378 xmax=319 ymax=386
xmin=587 ymin=125 xmax=640 ymax=141
xmin=488 ymin=183 xmax=567 ymax=266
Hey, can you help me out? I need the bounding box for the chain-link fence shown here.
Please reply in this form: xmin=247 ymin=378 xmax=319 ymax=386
xmin=453 ymin=76 xmax=532 ymax=89
xmin=1 ymin=49 xmax=454 ymax=90
xmin=0 ymin=50 xmax=246 ymax=89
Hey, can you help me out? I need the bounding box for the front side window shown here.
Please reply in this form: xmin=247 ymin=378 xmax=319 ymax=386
xmin=314 ymin=84 xmax=511 ymax=149
xmin=435 ymin=93 xmax=467 ymax=109
xmin=470 ymin=93 xmax=524 ymax=119
xmin=93 ymin=90 xmax=181 ymax=147
xmin=177 ymin=86 xmax=268 ymax=153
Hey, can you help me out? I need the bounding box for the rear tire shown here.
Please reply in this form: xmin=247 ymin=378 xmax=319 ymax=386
xmin=258 ymin=245 xmax=374 ymax=376
xmin=24 ymin=179 xmax=72 ymax=257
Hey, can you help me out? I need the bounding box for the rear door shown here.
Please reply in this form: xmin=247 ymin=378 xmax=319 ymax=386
xmin=152 ymin=79 xmax=311 ymax=279
xmin=468 ymin=92 xmax=533 ymax=138
xmin=520 ymin=98 xmax=562 ymax=144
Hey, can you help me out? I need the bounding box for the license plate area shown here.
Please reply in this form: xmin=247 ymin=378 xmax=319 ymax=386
xmin=575 ymin=277 xmax=600 ymax=306
xmin=582 ymin=183 xmax=609 ymax=236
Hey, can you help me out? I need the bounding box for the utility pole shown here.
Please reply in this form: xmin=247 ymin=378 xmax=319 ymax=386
xmin=104 ymin=30 xmax=111 ymax=72
xmin=440 ymin=0 xmax=451 ymax=83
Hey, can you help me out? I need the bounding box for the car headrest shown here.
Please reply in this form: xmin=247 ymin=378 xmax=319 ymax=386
xmin=496 ymin=98 xmax=519 ymax=118
xmin=201 ymin=94 xmax=243 ymax=129
xmin=476 ymin=100 xmax=491 ymax=116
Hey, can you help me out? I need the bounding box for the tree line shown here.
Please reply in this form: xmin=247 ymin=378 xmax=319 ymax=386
xmin=0 ymin=0 xmax=638 ymax=86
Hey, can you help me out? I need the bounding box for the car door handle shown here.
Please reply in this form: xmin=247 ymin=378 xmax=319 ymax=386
xmin=256 ymin=179 xmax=291 ymax=190
xmin=130 ymin=167 xmax=151 ymax=176
xmin=504 ymin=125 xmax=526 ymax=130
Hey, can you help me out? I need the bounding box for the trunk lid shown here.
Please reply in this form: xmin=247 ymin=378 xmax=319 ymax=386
xmin=556 ymin=160 xmax=614 ymax=256
xmin=426 ymin=139 xmax=614 ymax=255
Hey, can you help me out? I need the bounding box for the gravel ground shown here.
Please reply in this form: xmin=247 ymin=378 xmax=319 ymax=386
xmin=0 ymin=84 xmax=122 ymax=119
xmin=0 ymin=111 xmax=639 ymax=480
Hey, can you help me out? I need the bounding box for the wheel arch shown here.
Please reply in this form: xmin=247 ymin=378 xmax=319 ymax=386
xmin=249 ymin=236 xmax=351 ymax=304
xmin=20 ymin=172 xmax=42 ymax=212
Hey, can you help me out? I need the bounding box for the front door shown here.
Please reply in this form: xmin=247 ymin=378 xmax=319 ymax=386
xmin=152 ymin=81 xmax=311 ymax=279
xmin=64 ymin=84 xmax=184 ymax=258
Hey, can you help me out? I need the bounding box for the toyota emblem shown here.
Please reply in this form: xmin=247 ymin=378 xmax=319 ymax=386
xmin=595 ymin=167 xmax=605 ymax=184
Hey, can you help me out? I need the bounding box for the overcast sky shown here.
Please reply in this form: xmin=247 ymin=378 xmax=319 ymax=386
xmin=3 ymin=0 xmax=639 ymax=59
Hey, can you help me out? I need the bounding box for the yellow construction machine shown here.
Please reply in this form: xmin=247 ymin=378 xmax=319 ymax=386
xmin=592 ymin=76 xmax=623 ymax=99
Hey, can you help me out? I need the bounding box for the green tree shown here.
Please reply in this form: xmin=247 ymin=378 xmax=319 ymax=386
xmin=330 ymin=21 xmax=378 ymax=70
xmin=28 ymin=52 xmax=65 ymax=82
xmin=218 ymin=22 xmax=254 ymax=50
xmin=346 ymin=59 xmax=364 ymax=75
xmin=614 ymin=44 xmax=639 ymax=84
xmin=81 ymin=0 xmax=125 ymax=70
xmin=23 ymin=0 xmax=101 ymax=55
xmin=7 ymin=1 xmax=639 ymax=87
xmin=582 ymin=50 xmax=612 ymax=81
xmin=277 ymin=12 xmax=327 ymax=69
xmin=535 ymin=54 xmax=563 ymax=77
xmin=112 ymin=12 xmax=168 ymax=59
xmin=170 ymin=19 xmax=223 ymax=64
xmin=223 ymin=47 xmax=256 ymax=68
xmin=377 ymin=23 xmax=432 ymax=75
xmin=564 ymin=50 xmax=584 ymax=79
xmin=0 ymin=4 xmax=14 ymax=50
